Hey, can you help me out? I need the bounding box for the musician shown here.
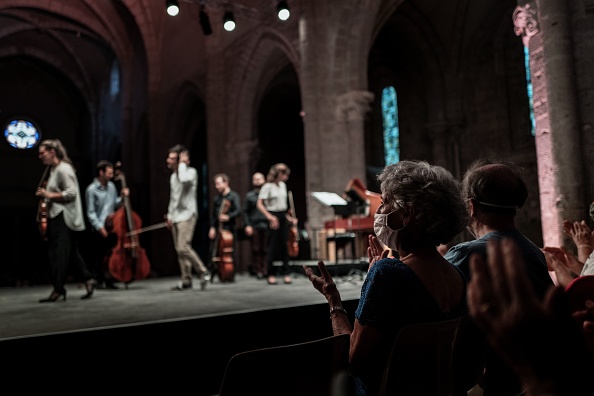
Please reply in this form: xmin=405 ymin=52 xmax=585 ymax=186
xmin=36 ymin=139 xmax=97 ymax=302
xmin=85 ymin=160 xmax=129 ymax=289
xmin=208 ymin=173 xmax=241 ymax=280
xmin=166 ymin=144 xmax=209 ymax=291
xmin=257 ymin=163 xmax=298 ymax=285
xmin=243 ymin=172 xmax=269 ymax=279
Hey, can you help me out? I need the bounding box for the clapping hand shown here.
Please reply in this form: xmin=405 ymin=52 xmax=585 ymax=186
xmin=367 ymin=234 xmax=391 ymax=270
xmin=303 ymin=261 xmax=339 ymax=301
xmin=467 ymin=239 xmax=594 ymax=395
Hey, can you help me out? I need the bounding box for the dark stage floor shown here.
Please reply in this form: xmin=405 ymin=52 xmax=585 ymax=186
xmin=1 ymin=261 xmax=367 ymax=395
xmin=0 ymin=261 xmax=366 ymax=341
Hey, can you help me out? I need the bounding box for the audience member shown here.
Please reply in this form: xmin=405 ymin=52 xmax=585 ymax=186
xmin=166 ymin=144 xmax=210 ymax=291
xmin=243 ymin=172 xmax=268 ymax=279
xmin=257 ymin=163 xmax=298 ymax=285
xmin=304 ymin=160 xmax=469 ymax=396
xmin=444 ymin=159 xmax=554 ymax=396
xmin=36 ymin=139 xmax=96 ymax=302
xmin=543 ymin=218 xmax=594 ymax=288
xmin=563 ymin=219 xmax=594 ymax=262
xmin=468 ymin=238 xmax=594 ymax=396
xmin=542 ymin=246 xmax=585 ymax=288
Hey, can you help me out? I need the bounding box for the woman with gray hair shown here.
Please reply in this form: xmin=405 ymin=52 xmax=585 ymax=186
xmin=304 ymin=160 xmax=468 ymax=396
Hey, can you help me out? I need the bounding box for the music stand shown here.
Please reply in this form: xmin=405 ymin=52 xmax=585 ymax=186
xmin=312 ymin=192 xmax=357 ymax=276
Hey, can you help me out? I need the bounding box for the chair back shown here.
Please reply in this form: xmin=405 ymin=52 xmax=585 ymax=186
xmin=378 ymin=315 xmax=484 ymax=396
xmin=218 ymin=333 xmax=351 ymax=396
xmin=452 ymin=315 xmax=486 ymax=395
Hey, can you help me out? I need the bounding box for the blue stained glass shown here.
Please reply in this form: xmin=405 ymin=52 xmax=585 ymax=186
xmin=382 ymin=86 xmax=400 ymax=165
xmin=4 ymin=119 xmax=40 ymax=149
xmin=524 ymin=46 xmax=536 ymax=136
xmin=110 ymin=60 xmax=120 ymax=97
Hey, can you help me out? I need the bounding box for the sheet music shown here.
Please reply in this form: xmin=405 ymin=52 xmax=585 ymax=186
xmin=311 ymin=192 xmax=348 ymax=207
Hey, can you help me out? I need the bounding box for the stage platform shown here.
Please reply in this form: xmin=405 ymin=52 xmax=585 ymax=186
xmin=0 ymin=261 xmax=366 ymax=394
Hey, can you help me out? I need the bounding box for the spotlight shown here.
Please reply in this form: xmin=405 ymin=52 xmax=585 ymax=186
xmin=199 ymin=5 xmax=213 ymax=35
xmin=277 ymin=0 xmax=290 ymax=21
xmin=166 ymin=0 xmax=179 ymax=17
xmin=223 ymin=11 xmax=235 ymax=32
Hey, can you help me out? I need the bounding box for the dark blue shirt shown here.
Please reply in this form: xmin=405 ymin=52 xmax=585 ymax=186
xmin=354 ymin=258 xmax=467 ymax=396
xmin=444 ymin=229 xmax=553 ymax=299
xmin=444 ymin=229 xmax=554 ymax=395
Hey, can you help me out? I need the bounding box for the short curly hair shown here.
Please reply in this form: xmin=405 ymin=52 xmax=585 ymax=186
xmin=377 ymin=160 xmax=467 ymax=246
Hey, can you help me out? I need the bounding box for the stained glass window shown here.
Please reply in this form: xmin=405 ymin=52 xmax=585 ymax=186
xmin=524 ymin=45 xmax=536 ymax=136
xmin=382 ymin=86 xmax=400 ymax=165
xmin=4 ymin=118 xmax=40 ymax=149
xmin=110 ymin=60 xmax=120 ymax=97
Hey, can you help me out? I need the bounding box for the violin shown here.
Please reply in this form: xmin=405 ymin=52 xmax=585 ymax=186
xmin=211 ymin=198 xmax=235 ymax=282
xmin=36 ymin=165 xmax=50 ymax=240
xmin=106 ymin=162 xmax=151 ymax=285
xmin=287 ymin=190 xmax=299 ymax=257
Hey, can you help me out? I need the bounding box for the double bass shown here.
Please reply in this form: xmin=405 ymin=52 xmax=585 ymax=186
xmin=106 ymin=162 xmax=151 ymax=285
xmin=211 ymin=198 xmax=235 ymax=282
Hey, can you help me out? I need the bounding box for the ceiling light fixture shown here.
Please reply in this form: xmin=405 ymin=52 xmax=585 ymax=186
xmin=166 ymin=0 xmax=179 ymax=17
xmin=223 ymin=11 xmax=236 ymax=32
xmin=277 ymin=0 xmax=290 ymax=21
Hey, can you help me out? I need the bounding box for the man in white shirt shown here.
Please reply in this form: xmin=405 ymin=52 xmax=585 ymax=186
xmin=166 ymin=144 xmax=209 ymax=290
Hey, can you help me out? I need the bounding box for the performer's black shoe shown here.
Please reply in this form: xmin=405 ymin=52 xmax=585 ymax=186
xmin=39 ymin=289 xmax=66 ymax=303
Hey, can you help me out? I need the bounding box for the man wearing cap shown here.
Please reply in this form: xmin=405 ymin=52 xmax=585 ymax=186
xmin=444 ymin=159 xmax=554 ymax=396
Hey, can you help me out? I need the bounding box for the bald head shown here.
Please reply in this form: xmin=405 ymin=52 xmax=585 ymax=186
xmin=252 ymin=172 xmax=265 ymax=188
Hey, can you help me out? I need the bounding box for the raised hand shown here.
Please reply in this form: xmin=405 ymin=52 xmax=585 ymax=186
xmin=563 ymin=220 xmax=594 ymax=262
xmin=467 ymin=239 xmax=593 ymax=395
xmin=367 ymin=234 xmax=391 ymax=270
xmin=303 ymin=261 xmax=339 ymax=302
xmin=541 ymin=246 xmax=577 ymax=288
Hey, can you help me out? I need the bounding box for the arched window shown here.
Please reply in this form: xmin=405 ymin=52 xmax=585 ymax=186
xmin=523 ymin=46 xmax=536 ymax=136
xmin=382 ymin=86 xmax=400 ymax=165
xmin=110 ymin=60 xmax=120 ymax=98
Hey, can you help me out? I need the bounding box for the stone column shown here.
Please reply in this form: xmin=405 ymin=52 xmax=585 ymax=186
xmin=426 ymin=121 xmax=463 ymax=179
xmin=224 ymin=139 xmax=258 ymax=195
xmin=514 ymin=0 xmax=584 ymax=247
xmin=335 ymin=90 xmax=375 ymax=184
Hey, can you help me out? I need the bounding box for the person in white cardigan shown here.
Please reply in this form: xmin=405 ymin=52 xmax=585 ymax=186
xmin=36 ymin=139 xmax=96 ymax=302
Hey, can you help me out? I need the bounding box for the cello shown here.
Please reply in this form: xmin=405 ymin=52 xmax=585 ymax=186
xmin=106 ymin=162 xmax=151 ymax=285
xmin=211 ymin=198 xmax=235 ymax=282
xmin=287 ymin=190 xmax=299 ymax=257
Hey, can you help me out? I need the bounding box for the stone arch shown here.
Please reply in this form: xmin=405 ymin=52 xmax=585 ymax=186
xmin=366 ymin=1 xmax=451 ymax=178
xmin=229 ymin=26 xmax=299 ymax=140
xmin=222 ymin=26 xmax=300 ymax=175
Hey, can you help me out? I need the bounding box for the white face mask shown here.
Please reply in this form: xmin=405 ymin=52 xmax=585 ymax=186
xmin=373 ymin=210 xmax=405 ymax=249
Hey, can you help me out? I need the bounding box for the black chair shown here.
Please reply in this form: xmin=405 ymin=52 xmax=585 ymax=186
xmin=378 ymin=315 xmax=484 ymax=396
xmin=217 ymin=333 xmax=351 ymax=396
